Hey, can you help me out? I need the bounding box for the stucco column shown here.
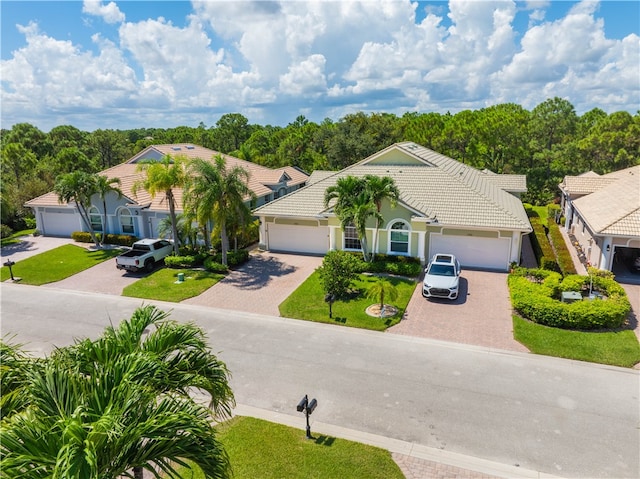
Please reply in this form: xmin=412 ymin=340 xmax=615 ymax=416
xmin=329 ymin=225 xmax=337 ymax=251
xmin=417 ymin=231 xmax=426 ymax=263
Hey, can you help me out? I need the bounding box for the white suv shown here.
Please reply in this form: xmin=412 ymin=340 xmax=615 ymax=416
xmin=422 ymin=254 xmax=461 ymax=300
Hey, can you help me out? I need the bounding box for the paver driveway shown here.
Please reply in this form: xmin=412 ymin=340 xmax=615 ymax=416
xmin=183 ymin=251 xmax=323 ymax=316
xmin=389 ymin=269 xmax=529 ymax=353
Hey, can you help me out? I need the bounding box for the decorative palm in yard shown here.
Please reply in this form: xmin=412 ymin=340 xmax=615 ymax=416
xmin=134 ymin=156 xmax=187 ymax=255
xmin=94 ymin=174 xmax=122 ymax=245
xmin=184 ymin=155 xmax=254 ymax=266
xmin=0 ymin=306 xmax=234 ymax=479
xmin=54 ymin=171 xmax=101 ymax=247
xmin=366 ymin=278 xmax=399 ymax=311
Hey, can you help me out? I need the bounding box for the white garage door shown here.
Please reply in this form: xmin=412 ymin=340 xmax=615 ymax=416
xmin=429 ymin=234 xmax=511 ymax=271
xmin=267 ymin=224 xmax=328 ymax=255
xmin=40 ymin=209 xmax=81 ymax=237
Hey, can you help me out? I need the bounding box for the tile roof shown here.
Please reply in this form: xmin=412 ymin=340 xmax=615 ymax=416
xmin=254 ymin=142 xmax=531 ymax=231
xmin=25 ymin=145 xmax=309 ymax=212
xmin=572 ymin=165 xmax=640 ymax=236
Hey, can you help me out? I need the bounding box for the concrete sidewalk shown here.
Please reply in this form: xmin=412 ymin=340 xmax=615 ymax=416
xmin=232 ymin=403 xmax=562 ymax=479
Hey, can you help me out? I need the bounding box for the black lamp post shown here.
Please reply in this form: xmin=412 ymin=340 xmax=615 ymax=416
xmin=296 ymin=394 xmax=318 ymax=439
xmin=324 ymin=294 xmax=335 ymax=318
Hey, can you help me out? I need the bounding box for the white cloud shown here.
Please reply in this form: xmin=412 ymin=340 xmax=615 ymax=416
xmin=0 ymin=0 xmax=638 ymax=131
xmin=82 ymin=0 xmax=125 ymax=24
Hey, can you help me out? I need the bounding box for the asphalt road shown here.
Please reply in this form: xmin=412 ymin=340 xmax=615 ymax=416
xmin=1 ymin=284 xmax=639 ymax=478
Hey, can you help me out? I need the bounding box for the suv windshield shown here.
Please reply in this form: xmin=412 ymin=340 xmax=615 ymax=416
xmin=428 ymin=264 xmax=455 ymax=276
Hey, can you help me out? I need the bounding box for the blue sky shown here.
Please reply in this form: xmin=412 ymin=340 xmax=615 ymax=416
xmin=1 ymin=1 xmax=638 ymax=132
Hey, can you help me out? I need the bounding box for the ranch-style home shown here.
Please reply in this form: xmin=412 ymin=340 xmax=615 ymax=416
xmin=253 ymin=142 xmax=532 ymax=271
xmin=558 ymin=165 xmax=640 ymax=275
xmin=25 ymin=144 xmax=309 ymax=240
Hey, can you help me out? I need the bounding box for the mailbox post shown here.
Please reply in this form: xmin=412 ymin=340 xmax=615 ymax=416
xmin=4 ymin=259 xmax=17 ymax=281
xmin=296 ymin=394 xmax=318 ymax=439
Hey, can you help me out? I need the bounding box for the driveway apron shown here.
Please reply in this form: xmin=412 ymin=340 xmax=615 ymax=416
xmin=182 ymin=251 xmax=323 ymax=316
xmin=390 ymin=270 xmax=529 ymax=353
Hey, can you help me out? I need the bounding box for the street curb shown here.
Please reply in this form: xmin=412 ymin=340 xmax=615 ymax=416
xmin=232 ymin=403 xmax=564 ymax=479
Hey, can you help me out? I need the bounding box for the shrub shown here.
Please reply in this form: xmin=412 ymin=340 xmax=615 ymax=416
xmin=529 ymin=218 xmax=560 ymax=272
xmin=165 ymin=255 xmax=197 ymax=268
xmin=24 ymin=217 xmax=36 ymax=229
xmin=203 ymin=257 xmax=228 ymax=274
xmin=210 ymin=249 xmax=250 ymax=267
xmin=317 ymin=250 xmax=361 ymax=299
xmin=71 ymin=231 xmax=138 ymax=246
xmin=547 ymin=219 xmax=577 ymax=275
xmin=508 ymin=268 xmax=630 ymax=330
xmin=346 ymin=252 xmax=422 ymax=277
xmin=0 ymin=224 xmax=13 ymax=239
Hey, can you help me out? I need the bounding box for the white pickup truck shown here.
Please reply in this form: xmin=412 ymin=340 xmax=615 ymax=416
xmin=116 ymin=239 xmax=174 ymax=273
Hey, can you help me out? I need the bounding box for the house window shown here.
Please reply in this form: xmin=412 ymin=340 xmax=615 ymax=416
xmin=389 ymin=221 xmax=409 ymax=253
xmin=89 ymin=206 xmax=103 ymax=232
xmin=344 ymin=224 xmax=361 ymax=250
xmin=119 ymin=208 xmax=134 ymax=234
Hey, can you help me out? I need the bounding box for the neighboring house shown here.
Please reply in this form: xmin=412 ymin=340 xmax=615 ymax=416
xmin=253 ymin=142 xmax=532 ymax=271
xmin=25 ymin=144 xmax=309 ymax=239
xmin=558 ymin=165 xmax=640 ymax=273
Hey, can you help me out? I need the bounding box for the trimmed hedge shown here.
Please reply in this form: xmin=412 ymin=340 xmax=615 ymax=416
xmin=344 ymin=252 xmax=422 ymax=277
xmin=211 ymin=250 xmax=250 ymax=267
xmin=546 ymin=218 xmax=577 ymax=276
xmin=71 ymin=231 xmax=138 ymax=246
xmin=203 ymin=258 xmax=228 ymax=274
xmin=528 ymin=218 xmax=560 ymax=272
xmin=509 ymin=268 xmax=630 ymax=330
xmin=164 ymin=253 xmax=208 ymax=269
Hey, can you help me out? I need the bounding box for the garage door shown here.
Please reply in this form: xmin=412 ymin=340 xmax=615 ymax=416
xmin=267 ymin=224 xmax=329 ymax=255
xmin=429 ymin=233 xmax=511 ymax=271
xmin=40 ymin=209 xmax=81 ymax=237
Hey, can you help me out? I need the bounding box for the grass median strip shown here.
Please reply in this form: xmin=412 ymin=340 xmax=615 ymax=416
xmin=279 ymin=271 xmax=415 ymax=331
xmin=0 ymin=244 xmax=120 ymax=285
xmin=122 ymin=268 xmax=225 ymax=302
xmin=513 ymin=315 xmax=640 ymax=368
xmin=172 ymin=416 xmax=404 ymax=479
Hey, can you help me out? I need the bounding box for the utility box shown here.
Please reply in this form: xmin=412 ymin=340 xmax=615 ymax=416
xmin=561 ymin=291 xmax=582 ymax=303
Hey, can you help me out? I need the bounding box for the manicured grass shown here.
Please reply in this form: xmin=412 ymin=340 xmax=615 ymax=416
xmin=0 ymin=229 xmax=36 ymax=247
xmin=279 ymin=271 xmax=416 ymax=331
xmin=513 ymin=315 xmax=640 ymax=368
xmin=122 ymin=267 xmax=225 ymax=302
xmin=0 ymin=244 xmax=120 ymax=285
xmin=174 ymin=416 xmax=403 ymax=479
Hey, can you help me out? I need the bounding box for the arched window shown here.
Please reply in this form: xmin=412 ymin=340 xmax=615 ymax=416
xmin=89 ymin=206 xmax=103 ymax=232
xmin=119 ymin=208 xmax=134 ymax=235
xmin=389 ymin=221 xmax=409 ymax=254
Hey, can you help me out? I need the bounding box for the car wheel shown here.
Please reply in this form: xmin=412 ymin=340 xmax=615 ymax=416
xmin=145 ymin=260 xmax=155 ymax=273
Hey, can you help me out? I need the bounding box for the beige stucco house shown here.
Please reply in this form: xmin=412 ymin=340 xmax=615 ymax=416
xmin=25 ymin=144 xmax=309 ymax=239
xmin=558 ymin=165 xmax=640 ymax=274
xmin=253 ymin=142 xmax=532 ymax=271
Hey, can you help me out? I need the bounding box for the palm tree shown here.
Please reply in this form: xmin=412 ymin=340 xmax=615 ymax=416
xmin=134 ymin=156 xmax=187 ymax=255
xmin=366 ymin=278 xmax=399 ymax=310
xmin=54 ymin=171 xmax=100 ymax=247
xmin=184 ymin=155 xmax=253 ymax=266
xmin=94 ymin=175 xmax=122 ymax=245
xmin=364 ymin=175 xmax=400 ymax=260
xmin=0 ymin=306 xmax=234 ymax=479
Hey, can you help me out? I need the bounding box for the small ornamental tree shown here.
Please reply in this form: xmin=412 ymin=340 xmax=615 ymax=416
xmin=366 ymin=278 xmax=399 ymax=309
xmin=317 ymin=251 xmax=360 ymax=300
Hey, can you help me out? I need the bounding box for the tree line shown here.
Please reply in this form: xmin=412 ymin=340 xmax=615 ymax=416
xmin=2 ymin=97 xmax=639 ymax=231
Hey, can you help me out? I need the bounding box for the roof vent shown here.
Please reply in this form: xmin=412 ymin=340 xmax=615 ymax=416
xmin=172 ymin=147 xmax=181 ymax=151
xmin=186 ymin=145 xmax=195 ymax=149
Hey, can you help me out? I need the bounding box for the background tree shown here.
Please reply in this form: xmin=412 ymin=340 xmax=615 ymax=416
xmin=54 ymin=171 xmax=100 ymax=246
xmin=90 ymin=129 xmax=132 ymax=169
xmin=211 ymin=113 xmax=252 ymax=153
xmin=134 ymin=156 xmax=187 ymax=255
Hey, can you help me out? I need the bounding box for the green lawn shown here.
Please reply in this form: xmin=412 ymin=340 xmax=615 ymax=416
xmin=0 ymin=244 xmax=120 ymax=285
xmin=513 ymin=315 xmax=640 ymax=368
xmin=173 ymin=416 xmax=403 ymax=479
xmin=122 ymin=267 xmax=225 ymax=302
xmin=0 ymin=229 xmax=36 ymax=247
xmin=279 ymin=271 xmax=416 ymax=331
